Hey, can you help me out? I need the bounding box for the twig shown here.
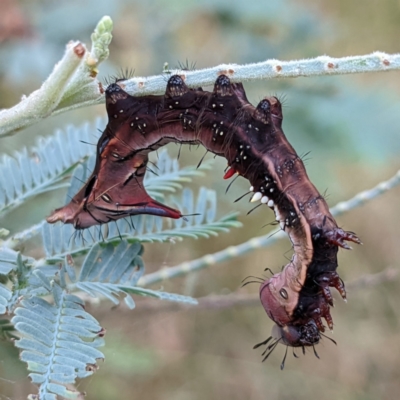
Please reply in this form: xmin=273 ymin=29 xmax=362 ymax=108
xmin=1 ymin=20 xmax=399 ymax=138
xmin=0 ymin=41 xmax=85 ymax=137
xmin=122 ymin=52 xmax=400 ymax=96
xmin=346 ymin=266 xmax=398 ymax=291
xmin=138 ymin=168 xmax=400 ymax=287
xmin=331 ymin=169 xmax=400 ymax=216
xmin=2 ymin=221 xmax=45 ymax=249
xmin=0 ymin=16 xmax=112 ymax=138
xmin=91 ymin=267 xmax=399 ymax=315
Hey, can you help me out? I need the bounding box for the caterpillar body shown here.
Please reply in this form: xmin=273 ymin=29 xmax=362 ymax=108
xmin=47 ymin=74 xmax=361 ymax=362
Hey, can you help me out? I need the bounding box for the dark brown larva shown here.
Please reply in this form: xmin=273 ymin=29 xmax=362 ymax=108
xmin=47 ymin=74 xmax=361 ymax=365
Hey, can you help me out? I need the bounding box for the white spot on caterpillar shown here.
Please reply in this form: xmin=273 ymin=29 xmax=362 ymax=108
xmin=143 ymin=123 xmax=147 ymax=128
xmin=243 ymin=156 xmax=247 ymax=160
xmin=130 ymin=122 xmax=134 ymax=127
xmin=169 ymin=105 xmax=173 ymax=109
xmin=101 ymin=194 xmax=112 ymax=203
xmin=119 ymin=109 xmax=124 ymax=113
xmin=220 ymin=121 xmax=224 ymax=125
xmin=270 ymin=188 xmax=274 ymax=193
xmin=251 ymin=192 xmax=262 ymax=202
xmin=261 ymin=196 xmax=269 ymax=204
xmin=267 ymin=199 xmax=274 ymax=207
xmin=135 ymin=117 xmax=139 ymax=120
xmin=212 ymin=104 xmax=216 ymax=108
xmin=249 ymin=186 xmax=254 ymax=192
xmin=220 ymin=131 xmax=224 ymax=136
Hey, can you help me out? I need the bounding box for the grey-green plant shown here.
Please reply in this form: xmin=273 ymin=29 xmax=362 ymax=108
xmin=0 ymin=118 xmax=241 ymax=399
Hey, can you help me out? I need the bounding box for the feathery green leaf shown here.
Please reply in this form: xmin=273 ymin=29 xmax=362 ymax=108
xmin=42 ymin=187 xmax=241 ymax=260
xmin=0 ymin=118 xmax=105 ymax=216
xmin=67 ymin=241 xmax=197 ymax=307
xmin=13 ymin=293 xmax=104 ymax=399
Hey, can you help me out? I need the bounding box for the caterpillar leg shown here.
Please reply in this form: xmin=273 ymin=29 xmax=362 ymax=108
xmin=315 ymin=271 xmax=347 ymax=304
xmin=310 ymin=297 xmax=334 ymax=332
xmin=326 ymin=228 xmax=362 ymax=249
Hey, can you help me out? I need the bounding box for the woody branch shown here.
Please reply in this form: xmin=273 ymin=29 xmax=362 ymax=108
xmin=0 ymin=14 xmax=399 ymax=137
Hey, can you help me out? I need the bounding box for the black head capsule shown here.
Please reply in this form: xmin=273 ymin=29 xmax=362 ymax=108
xmin=213 ymin=74 xmax=233 ymax=97
xmin=104 ymin=82 xmax=135 ymax=123
xmin=272 ymin=321 xmax=321 ymax=348
xmin=253 ymin=98 xmax=271 ymax=125
xmin=105 ymin=82 xmax=123 ymax=96
xmin=165 ymin=75 xmax=189 ymax=98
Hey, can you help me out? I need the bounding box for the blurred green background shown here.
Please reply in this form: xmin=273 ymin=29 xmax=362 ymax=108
xmin=1 ymin=0 xmax=400 ymax=399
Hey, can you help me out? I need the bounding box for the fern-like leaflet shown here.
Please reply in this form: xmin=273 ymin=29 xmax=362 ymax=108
xmin=0 ymin=117 xmax=241 ymax=398
xmin=0 ymin=118 xmax=106 ymax=216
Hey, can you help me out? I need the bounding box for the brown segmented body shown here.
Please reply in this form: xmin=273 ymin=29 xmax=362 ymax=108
xmin=47 ymin=74 xmax=360 ymax=359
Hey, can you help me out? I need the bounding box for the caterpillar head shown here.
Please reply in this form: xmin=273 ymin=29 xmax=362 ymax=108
xmin=259 ymin=270 xmax=301 ymax=327
xmin=254 ymin=321 xmax=323 ymax=369
xmin=271 ymin=321 xmax=320 ymax=347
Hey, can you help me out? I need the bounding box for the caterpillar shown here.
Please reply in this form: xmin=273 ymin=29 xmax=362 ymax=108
xmin=47 ymin=73 xmax=361 ymax=365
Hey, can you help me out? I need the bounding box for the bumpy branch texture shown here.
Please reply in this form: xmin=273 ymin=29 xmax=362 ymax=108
xmin=0 ymin=12 xmax=399 ymax=137
xmin=122 ymin=52 xmax=400 ymax=95
xmin=0 ymin=16 xmax=112 ymax=138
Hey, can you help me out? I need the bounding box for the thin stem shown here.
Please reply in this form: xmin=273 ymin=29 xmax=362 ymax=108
xmin=330 ymin=169 xmax=400 ymax=216
xmin=1 ymin=42 xmax=399 ymax=137
xmin=3 ymin=221 xmax=46 ymax=249
xmin=89 ymin=266 xmax=399 ymax=314
xmin=122 ymin=51 xmax=400 ymax=95
xmin=0 ymin=41 xmax=86 ymax=138
xmin=0 ymin=16 xmax=113 ymax=138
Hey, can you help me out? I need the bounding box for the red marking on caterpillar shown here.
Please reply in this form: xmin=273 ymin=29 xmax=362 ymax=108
xmin=223 ymin=167 xmax=237 ymax=179
xmin=47 ymin=74 xmax=361 ymax=365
